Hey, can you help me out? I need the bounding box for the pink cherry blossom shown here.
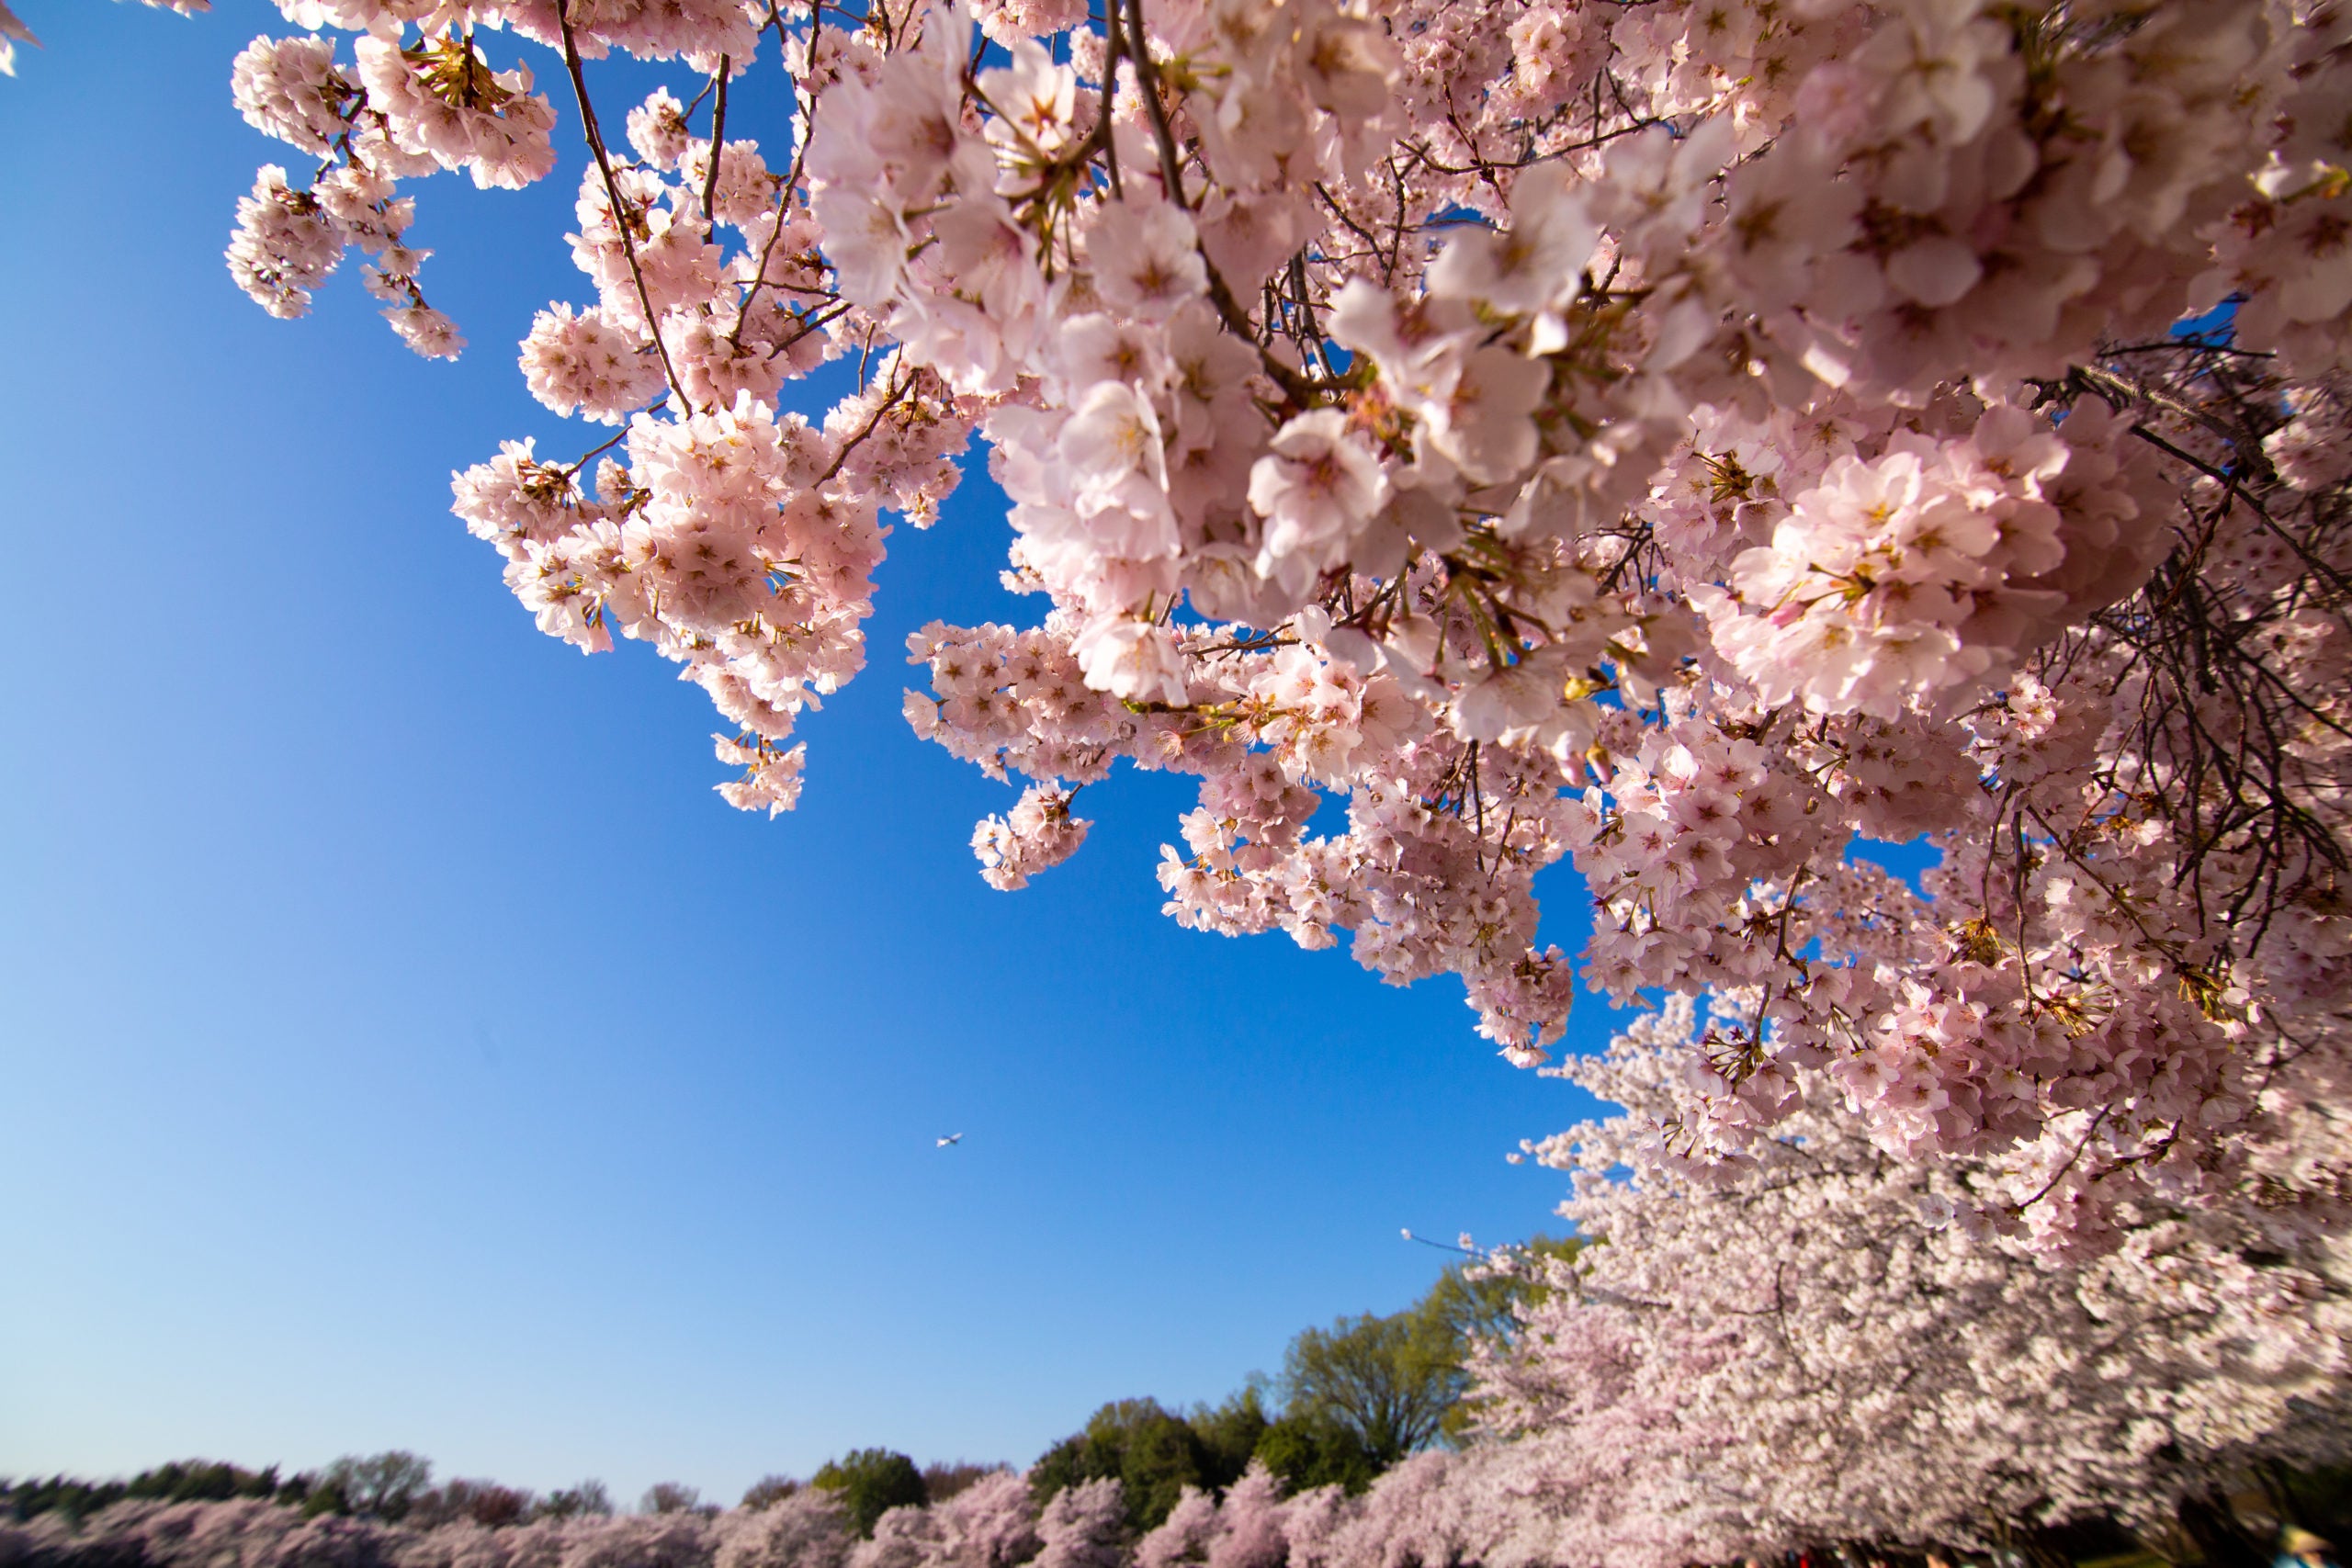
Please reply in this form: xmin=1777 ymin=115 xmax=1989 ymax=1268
xmin=71 ymin=0 xmax=2345 ymax=1280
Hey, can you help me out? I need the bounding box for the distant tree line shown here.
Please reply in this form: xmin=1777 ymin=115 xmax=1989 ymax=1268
xmin=0 ymin=1458 xmax=613 ymax=1532
xmin=2 ymin=1249 xmax=1570 ymax=1541
xmin=1 ymin=1464 xmax=311 ymax=1527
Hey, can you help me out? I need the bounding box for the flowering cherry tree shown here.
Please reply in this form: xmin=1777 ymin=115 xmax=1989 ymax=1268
xmin=25 ymin=0 xmax=2352 ymax=1250
xmin=1454 ymin=993 xmax=2352 ymax=1564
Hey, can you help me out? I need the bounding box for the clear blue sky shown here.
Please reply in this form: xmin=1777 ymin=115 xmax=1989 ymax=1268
xmin=0 ymin=1 xmax=1623 ymax=1506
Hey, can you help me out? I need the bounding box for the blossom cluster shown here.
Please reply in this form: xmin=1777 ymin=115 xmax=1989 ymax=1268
xmin=161 ymin=0 xmax=2352 ymax=1249
xmin=220 ymin=19 xmax=566 ymax=354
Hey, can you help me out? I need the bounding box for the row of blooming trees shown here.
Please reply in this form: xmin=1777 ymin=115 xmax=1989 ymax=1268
xmin=6 ymin=0 xmax=2352 ymax=1555
xmin=0 ymin=1475 xmax=1337 ymax=1568
xmin=4 ymin=1414 xmax=2345 ymax=1568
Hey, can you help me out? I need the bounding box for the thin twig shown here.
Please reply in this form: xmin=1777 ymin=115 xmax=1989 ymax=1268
xmin=557 ymin=0 xmax=692 ymax=411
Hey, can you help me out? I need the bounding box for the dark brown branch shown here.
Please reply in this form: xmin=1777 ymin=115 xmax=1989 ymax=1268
xmin=700 ymin=55 xmax=729 ymax=224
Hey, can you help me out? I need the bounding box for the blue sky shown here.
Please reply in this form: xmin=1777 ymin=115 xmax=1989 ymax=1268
xmin=0 ymin=1 xmax=1623 ymax=1506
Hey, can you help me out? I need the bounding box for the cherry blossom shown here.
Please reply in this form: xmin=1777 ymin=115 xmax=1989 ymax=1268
xmin=61 ymin=0 xmax=2352 ymax=1260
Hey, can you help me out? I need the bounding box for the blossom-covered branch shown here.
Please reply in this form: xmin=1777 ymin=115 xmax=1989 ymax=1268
xmin=86 ymin=0 xmax=2352 ymax=1247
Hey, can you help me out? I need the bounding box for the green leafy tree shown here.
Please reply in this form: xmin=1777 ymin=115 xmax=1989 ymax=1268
xmin=1277 ymin=1310 xmax=1457 ymax=1469
xmin=1186 ymin=1387 xmax=1271 ymax=1485
xmin=321 ymin=1452 xmax=433 ymax=1522
xmin=1030 ymin=1393 xmax=1270 ymax=1533
xmin=809 ymin=1449 xmax=927 ymax=1539
xmin=1023 ymin=1244 xmax=1583 ymax=1521
xmin=1250 ymin=1415 xmax=1381 ymax=1495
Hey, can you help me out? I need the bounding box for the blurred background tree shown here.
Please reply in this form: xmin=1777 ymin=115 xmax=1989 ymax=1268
xmin=738 ymin=1476 xmax=800 ymax=1512
xmin=808 ymin=1450 xmax=927 ymax=1539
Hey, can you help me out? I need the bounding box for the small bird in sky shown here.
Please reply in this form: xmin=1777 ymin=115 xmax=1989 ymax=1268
xmin=936 ymin=1134 xmax=963 ymax=1147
